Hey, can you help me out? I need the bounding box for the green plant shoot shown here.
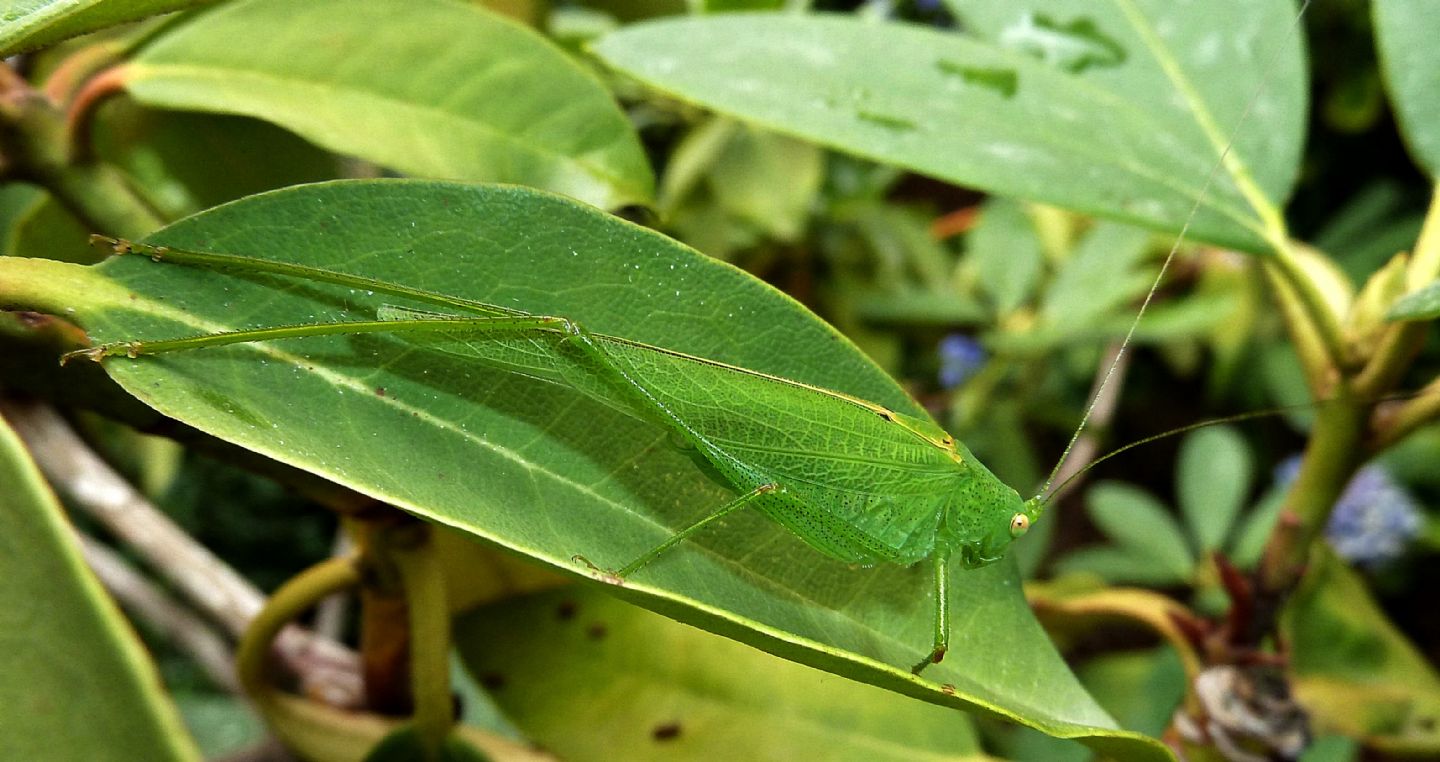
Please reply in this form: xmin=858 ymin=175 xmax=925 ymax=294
xmin=69 ymin=235 xmax=1042 ymax=673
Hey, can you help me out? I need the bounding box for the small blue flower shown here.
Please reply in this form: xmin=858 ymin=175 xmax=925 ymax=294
xmin=1275 ymin=456 xmax=1423 ymax=567
xmin=1273 ymin=456 xmax=1302 ymax=486
xmin=937 ymin=334 xmax=985 ymax=389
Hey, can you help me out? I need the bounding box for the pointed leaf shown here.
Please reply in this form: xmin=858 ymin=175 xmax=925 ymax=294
xmin=1229 ymin=488 xmax=1286 ymax=569
xmin=1 ymin=181 xmax=1166 ymax=759
xmin=122 ymin=0 xmax=652 ymax=209
xmin=969 ymin=198 xmax=1045 ymax=314
xmin=1041 ymin=222 xmax=1153 ymax=330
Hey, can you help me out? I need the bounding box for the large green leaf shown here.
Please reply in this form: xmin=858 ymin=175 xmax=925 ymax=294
xmin=0 ymin=0 xmax=201 ymax=56
xmin=1374 ymin=0 xmax=1440 ymax=178
xmin=0 ymin=411 xmax=198 ymax=761
xmin=3 ymin=181 xmax=1167 ymax=758
xmin=121 ymin=0 xmax=652 ymax=209
xmin=456 ymin=588 xmax=986 ymax=761
xmin=593 ymin=4 xmax=1306 ymax=253
xmin=949 ymin=0 xmax=1305 ymax=212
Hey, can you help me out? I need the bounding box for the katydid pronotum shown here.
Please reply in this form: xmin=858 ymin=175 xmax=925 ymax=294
xmin=62 ymin=5 xmax=1309 ymax=677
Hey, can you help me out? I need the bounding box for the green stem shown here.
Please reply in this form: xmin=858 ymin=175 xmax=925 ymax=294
xmin=1374 ymin=376 xmax=1440 ymax=451
xmin=390 ymin=526 xmax=453 ymax=758
xmin=1260 ymin=260 xmax=1335 ymax=401
xmin=0 ymin=63 xmax=162 ymax=238
xmin=1257 ymin=397 xmax=1367 ymax=597
xmin=1244 ymin=187 xmax=1440 ymax=647
xmin=237 ymin=555 xmax=361 ymax=701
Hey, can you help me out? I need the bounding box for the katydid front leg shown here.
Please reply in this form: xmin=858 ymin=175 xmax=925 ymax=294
xmin=913 ymin=544 xmax=952 ymax=674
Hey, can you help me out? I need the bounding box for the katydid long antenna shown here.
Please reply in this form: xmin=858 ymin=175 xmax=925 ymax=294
xmin=1034 ymin=0 xmax=1315 ymax=510
xmin=1041 ymin=388 xmax=1428 ymax=510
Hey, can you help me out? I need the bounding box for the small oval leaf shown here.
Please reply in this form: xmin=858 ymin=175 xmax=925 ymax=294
xmin=1177 ymin=426 xmax=1253 ymax=553
xmin=1085 ymin=481 xmax=1195 ymax=580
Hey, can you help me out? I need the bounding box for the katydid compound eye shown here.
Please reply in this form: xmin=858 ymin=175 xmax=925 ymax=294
xmin=1009 ymin=513 xmax=1030 ymax=537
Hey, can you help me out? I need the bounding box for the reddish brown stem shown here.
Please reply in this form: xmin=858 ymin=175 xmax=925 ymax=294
xmin=65 ymin=65 xmax=128 ymax=163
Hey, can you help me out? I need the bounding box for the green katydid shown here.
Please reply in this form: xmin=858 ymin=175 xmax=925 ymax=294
xmin=69 ymin=227 xmax=1118 ymax=674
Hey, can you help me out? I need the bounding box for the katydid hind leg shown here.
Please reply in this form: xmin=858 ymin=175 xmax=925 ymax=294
xmin=76 ymin=309 xmax=707 ymax=449
xmin=68 ymin=313 xmax=579 ymax=363
xmin=81 ymin=309 xmax=801 ymax=576
xmin=912 ymin=543 xmax=952 ymax=675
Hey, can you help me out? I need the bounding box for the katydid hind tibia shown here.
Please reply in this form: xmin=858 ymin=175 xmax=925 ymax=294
xmin=72 ymin=234 xmax=1041 ymax=673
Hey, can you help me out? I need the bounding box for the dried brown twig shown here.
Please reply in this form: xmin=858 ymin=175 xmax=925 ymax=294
xmin=1 ymin=399 xmax=363 ymax=708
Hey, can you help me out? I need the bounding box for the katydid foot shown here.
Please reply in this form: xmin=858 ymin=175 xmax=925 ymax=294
xmin=911 ymin=646 xmax=947 ymax=675
xmin=572 ymin=554 xmax=626 ymax=585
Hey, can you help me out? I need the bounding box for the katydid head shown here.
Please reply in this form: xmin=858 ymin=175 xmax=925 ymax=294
xmin=942 ymin=466 xmax=1039 ymax=569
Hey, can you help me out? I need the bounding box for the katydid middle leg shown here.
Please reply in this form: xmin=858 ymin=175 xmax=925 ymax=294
xmin=575 ymin=482 xmax=780 ymax=579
